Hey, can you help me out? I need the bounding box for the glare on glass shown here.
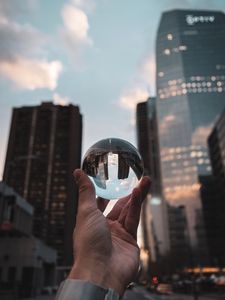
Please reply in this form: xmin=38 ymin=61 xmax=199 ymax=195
xmin=82 ymin=138 xmax=144 ymax=200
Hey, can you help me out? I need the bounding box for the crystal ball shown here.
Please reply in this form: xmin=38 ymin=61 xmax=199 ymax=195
xmin=82 ymin=138 xmax=144 ymax=200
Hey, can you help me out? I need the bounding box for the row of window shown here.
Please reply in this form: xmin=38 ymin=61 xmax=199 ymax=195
xmin=167 ymin=81 xmax=224 ymax=88
xmin=162 ymin=152 xmax=208 ymax=161
xmin=158 ymin=74 xmax=225 ymax=82
xmin=167 ymin=159 xmax=210 ymax=171
xmin=164 ymin=183 xmax=200 ymax=193
xmin=159 ymin=86 xmax=225 ymax=99
xmin=163 ymin=45 xmax=187 ymax=55
xmin=161 ymin=145 xmax=206 ymax=155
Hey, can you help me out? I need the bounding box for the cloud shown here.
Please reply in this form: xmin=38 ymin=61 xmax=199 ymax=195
xmin=159 ymin=0 xmax=225 ymax=11
xmin=0 ymin=17 xmax=46 ymax=61
xmin=62 ymin=5 xmax=92 ymax=43
xmin=120 ymin=87 xmax=149 ymax=111
xmin=0 ymin=0 xmax=37 ymax=19
xmin=71 ymin=0 xmax=95 ymax=12
xmin=139 ymin=55 xmax=156 ymax=93
xmin=192 ymin=124 xmax=213 ymax=146
xmin=53 ymin=93 xmax=71 ymax=106
xmin=61 ymin=1 xmax=93 ymax=65
xmin=159 ymin=114 xmax=180 ymax=136
xmin=0 ymin=4 xmax=63 ymax=90
xmin=0 ymin=58 xmax=62 ymax=90
xmin=119 ymin=55 xmax=156 ymax=112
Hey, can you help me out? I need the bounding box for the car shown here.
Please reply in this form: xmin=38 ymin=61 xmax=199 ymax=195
xmin=215 ymin=276 xmax=225 ymax=286
xmin=52 ymin=285 xmax=59 ymax=293
xmin=41 ymin=286 xmax=53 ymax=295
xmin=127 ymin=282 xmax=137 ymax=289
xmin=156 ymin=283 xmax=173 ymax=295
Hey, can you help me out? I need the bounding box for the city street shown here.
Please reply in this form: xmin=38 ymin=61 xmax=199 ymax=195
xmin=122 ymin=286 xmax=225 ymax=300
xmin=22 ymin=286 xmax=225 ymax=300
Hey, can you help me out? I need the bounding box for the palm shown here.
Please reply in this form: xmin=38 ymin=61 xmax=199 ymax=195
xmin=108 ymin=219 xmax=140 ymax=285
xmin=71 ymin=169 xmax=150 ymax=295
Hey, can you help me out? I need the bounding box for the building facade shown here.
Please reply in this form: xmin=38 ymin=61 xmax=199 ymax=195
xmin=208 ymin=107 xmax=225 ymax=187
xmin=202 ymin=107 xmax=225 ymax=266
xmin=136 ymin=98 xmax=162 ymax=194
xmin=156 ymin=10 xmax=225 ymax=265
xmin=0 ymin=182 xmax=57 ymax=298
xmin=136 ymin=99 xmax=169 ymax=264
xmin=3 ymin=102 xmax=82 ymax=266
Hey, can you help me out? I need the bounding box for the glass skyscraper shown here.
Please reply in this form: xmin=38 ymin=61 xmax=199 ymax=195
xmin=156 ymin=10 xmax=225 ymax=264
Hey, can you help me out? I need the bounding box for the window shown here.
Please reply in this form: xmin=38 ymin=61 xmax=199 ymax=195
xmin=164 ymin=49 xmax=171 ymax=55
xmin=167 ymin=34 xmax=173 ymax=40
xmin=8 ymin=267 xmax=16 ymax=282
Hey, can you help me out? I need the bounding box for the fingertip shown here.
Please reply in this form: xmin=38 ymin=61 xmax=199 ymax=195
xmin=139 ymin=176 xmax=151 ymax=194
xmin=73 ymin=169 xmax=83 ymax=182
xmin=142 ymin=176 xmax=151 ymax=187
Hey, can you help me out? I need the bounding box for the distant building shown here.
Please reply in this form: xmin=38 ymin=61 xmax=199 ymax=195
xmin=167 ymin=204 xmax=189 ymax=269
xmin=136 ymin=99 xmax=162 ymax=193
xmin=156 ymin=9 xmax=225 ymax=265
xmin=0 ymin=182 xmax=33 ymax=236
xmin=208 ymin=108 xmax=225 ymax=188
xmin=0 ymin=182 xmax=57 ymax=298
xmin=3 ymin=102 xmax=82 ymax=266
xmin=136 ymin=99 xmax=169 ymax=263
xmin=136 ymin=101 xmax=152 ymax=177
xmin=201 ymin=108 xmax=225 ymax=266
xmin=136 ymin=100 xmax=154 ymax=277
xmin=199 ymin=175 xmax=225 ymax=267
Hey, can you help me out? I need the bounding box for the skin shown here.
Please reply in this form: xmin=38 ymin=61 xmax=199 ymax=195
xmin=68 ymin=169 xmax=151 ymax=296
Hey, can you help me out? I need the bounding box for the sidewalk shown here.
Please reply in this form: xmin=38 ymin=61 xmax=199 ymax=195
xmin=169 ymin=294 xmax=225 ymax=300
xmin=23 ymin=295 xmax=55 ymax=300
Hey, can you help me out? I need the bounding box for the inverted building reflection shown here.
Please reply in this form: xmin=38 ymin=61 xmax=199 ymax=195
xmin=82 ymin=150 xmax=143 ymax=190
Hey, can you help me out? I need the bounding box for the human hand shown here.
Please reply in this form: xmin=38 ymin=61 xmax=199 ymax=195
xmin=68 ymin=169 xmax=151 ymax=296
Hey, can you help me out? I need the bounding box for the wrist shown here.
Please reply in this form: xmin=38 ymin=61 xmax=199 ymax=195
xmin=68 ymin=261 xmax=109 ymax=287
xmin=68 ymin=262 xmax=125 ymax=296
xmin=57 ymin=279 xmax=120 ymax=300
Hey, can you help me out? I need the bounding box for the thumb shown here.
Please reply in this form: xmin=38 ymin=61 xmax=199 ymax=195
xmin=73 ymin=169 xmax=97 ymax=213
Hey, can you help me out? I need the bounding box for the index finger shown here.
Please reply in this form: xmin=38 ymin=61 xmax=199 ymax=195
xmin=73 ymin=169 xmax=97 ymax=215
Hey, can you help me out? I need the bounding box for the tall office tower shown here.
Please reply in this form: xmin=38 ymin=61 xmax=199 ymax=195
xmin=3 ymin=102 xmax=82 ymax=266
xmin=156 ymin=10 xmax=225 ymax=265
xmin=136 ymin=98 xmax=169 ymax=263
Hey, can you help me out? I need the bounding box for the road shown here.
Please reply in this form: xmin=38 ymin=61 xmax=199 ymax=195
xmin=123 ymin=286 xmax=184 ymax=300
xmin=122 ymin=286 xmax=225 ymax=300
xmin=22 ymin=286 xmax=225 ymax=300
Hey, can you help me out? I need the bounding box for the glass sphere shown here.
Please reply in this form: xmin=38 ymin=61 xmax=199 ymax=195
xmin=82 ymin=138 xmax=144 ymax=200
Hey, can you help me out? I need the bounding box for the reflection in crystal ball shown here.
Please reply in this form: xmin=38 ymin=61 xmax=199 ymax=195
xmin=82 ymin=138 xmax=144 ymax=200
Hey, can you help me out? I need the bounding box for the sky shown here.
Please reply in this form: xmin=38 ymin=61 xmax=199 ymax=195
xmin=1 ymin=0 xmax=225 ymax=179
